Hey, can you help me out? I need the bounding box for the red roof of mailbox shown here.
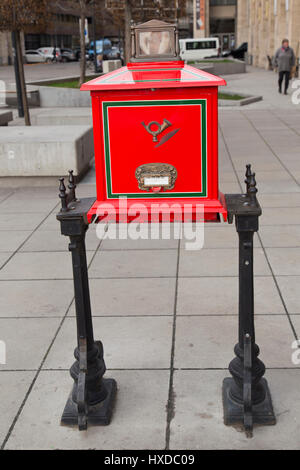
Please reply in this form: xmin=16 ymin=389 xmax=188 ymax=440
xmin=81 ymin=61 xmax=226 ymax=91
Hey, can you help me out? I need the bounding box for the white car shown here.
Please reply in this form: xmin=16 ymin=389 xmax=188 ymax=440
xmin=38 ymin=47 xmax=62 ymax=62
xmin=179 ymin=38 xmax=220 ymax=62
xmin=25 ymin=50 xmax=47 ymax=63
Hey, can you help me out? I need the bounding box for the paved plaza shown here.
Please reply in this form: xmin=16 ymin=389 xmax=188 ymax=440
xmin=0 ymin=65 xmax=300 ymax=449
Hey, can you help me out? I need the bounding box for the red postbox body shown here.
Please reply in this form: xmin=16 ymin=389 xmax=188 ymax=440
xmin=82 ymin=23 xmax=228 ymax=223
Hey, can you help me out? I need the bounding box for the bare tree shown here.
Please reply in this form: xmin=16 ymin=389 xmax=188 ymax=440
xmin=0 ymin=0 xmax=49 ymax=125
xmin=124 ymin=0 xmax=133 ymax=64
xmin=76 ymin=0 xmax=109 ymax=85
xmin=78 ymin=0 xmax=92 ymax=86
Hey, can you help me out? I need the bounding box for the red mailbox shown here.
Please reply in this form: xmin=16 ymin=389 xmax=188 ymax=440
xmin=57 ymin=20 xmax=276 ymax=435
xmin=81 ymin=20 xmax=227 ymax=223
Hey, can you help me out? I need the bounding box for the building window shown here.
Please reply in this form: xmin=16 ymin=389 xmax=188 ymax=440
xmin=210 ymin=18 xmax=235 ymax=34
xmin=210 ymin=0 xmax=236 ymax=5
xmin=186 ymin=40 xmax=218 ymax=50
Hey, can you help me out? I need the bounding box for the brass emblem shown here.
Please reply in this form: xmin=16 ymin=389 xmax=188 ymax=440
xmin=142 ymin=119 xmax=172 ymax=142
xmin=135 ymin=163 xmax=177 ymax=192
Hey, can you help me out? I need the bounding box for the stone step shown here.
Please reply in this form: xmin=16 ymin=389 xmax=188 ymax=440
xmin=0 ymin=110 xmax=13 ymax=126
xmin=0 ymin=125 xmax=94 ymax=177
xmin=31 ymin=107 xmax=92 ymax=126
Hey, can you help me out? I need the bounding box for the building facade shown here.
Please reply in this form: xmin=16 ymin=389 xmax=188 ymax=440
xmin=0 ymin=32 xmax=12 ymax=66
xmin=237 ymin=0 xmax=300 ymax=68
xmin=0 ymin=0 xmax=119 ymax=66
xmin=193 ymin=0 xmax=237 ymax=49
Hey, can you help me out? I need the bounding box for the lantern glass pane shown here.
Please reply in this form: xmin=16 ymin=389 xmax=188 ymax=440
xmin=138 ymin=31 xmax=173 ymax=56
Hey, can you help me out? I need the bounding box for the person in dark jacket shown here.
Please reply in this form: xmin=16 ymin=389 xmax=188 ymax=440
xmin=274 ymin=39 xmax=295 ymax=95
xmin=52 ymin=46 xmax=57 ymax=63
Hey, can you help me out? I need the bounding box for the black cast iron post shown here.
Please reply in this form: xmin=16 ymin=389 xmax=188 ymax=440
xmin=57 ymin=171 xmax=117 ymax=430
xmin=223 ymin=165 xmax=276 ymax=437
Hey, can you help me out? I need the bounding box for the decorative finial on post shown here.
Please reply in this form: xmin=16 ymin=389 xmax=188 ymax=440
xmin=59 ymin=177 xmax=68 ymax=212
xmin=248 ymin=172 xmax=258 ymax=206
xmin=245 ymin=164 xmax=252 ymax=193
xmin=68 ymin=170 xmax=76 ymax=203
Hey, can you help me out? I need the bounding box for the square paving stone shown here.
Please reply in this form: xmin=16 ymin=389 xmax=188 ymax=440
xmin=180 ymin=225 xmax=261 ymax=250
xmin=170 ymin=369 xmax=300 ymax=450
xmin=0 ymin=318 xmax=61 ymax=370
xmin=0 ymin=231 xmax=32 ymax=252
xmin=250 ymin=180 xmax=300 ymax=194
xmin=0 ymin=280 xmax=74 ymax=318
xmin=101 ymin=235 xmax=179 ymax=251
xmin=219 ymin=172 xmax=239 ymax=183
xmin=11 ymin=188 xmax=58 ymax=200
xmin=5 ymin=370 xmax=169 ymax=450
xmin=287 ymin=316 xmax=300 ymax=341
xmin=260 ymin=226 xmax=300 ymax=248
xmin=0 ymin=371 xmax=35 ymax=446
xmin=258 ymin=193 xmax=300 ymax=208
xmin=174 ymin=315 xmax=295 ymax=369
xmin=0 ymin=252 xmax=93 ymax=280
xmin=20 ymin=228 xmax=100 ymax=252
xmin=239 ymin=170 xmax=292 ymax=182
xmin=0 ymin=190 xmax=15 ymax=203
xmin=43 ymin=316 xmax=173 ymax=370
xmin=98 ymin=223 xmax=181 ymax=251
xmin=276 ymin=276 xmax=300 ymax=314
xmin=0 ymin=213 xmax=47 ymax=231
xmin=176 ymin=276 xmax=284 ymax=316
xmin=0 ymin=252 xmax=12 ymax=269
xmin=0 ymin=197 xmax=58 ymax=213
xmin=37 ymin=213 xmax=63 ymax=231
xmin=260 ymin=208 xmax=300 ymax=226
xmin=266 ymin=248 xmax=300 ymax=275
xmin=219 ymin=182 xmax=241 ymax=194
xmin=68 ymin=278 xmax=176 ymax=317
xmin=89 ymin=250 xmax=178 ymax=279
xmin=179 ymin=248 xmax=271 ymax=277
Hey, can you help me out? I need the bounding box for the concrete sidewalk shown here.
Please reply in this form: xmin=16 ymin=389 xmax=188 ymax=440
xmin=1 ymin=69 xmax=300 ymax=449
xmin=224 ymin=65 xmax=299 ymax=110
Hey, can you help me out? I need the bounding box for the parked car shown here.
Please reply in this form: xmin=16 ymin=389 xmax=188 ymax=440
xmin=61 ymin=48 xmax=76 ymax=62
xmin=179 ymin=38 xmax=220 ymax=62
xmin=38 ymin=47 xmax=62 ymax=62
xmin=88 ymin=39 xmax=112 ymax=60
xmin=25 ymin=50 xmax=47 ymax=63
xmin=106 ymin=46 xmax=121 ymax=60
xmin=223 ymin=42 xmax=248 ymax=60
xmin=74 ymin=47 xmax=89 ymax=61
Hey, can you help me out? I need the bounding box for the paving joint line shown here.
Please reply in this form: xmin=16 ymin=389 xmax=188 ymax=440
xmin=241 ymin=110 xmax=300 ymax=190
xmin=165 ymin=238 xmax=181 ymax=450
xmin=1 ymin=228 xmax=103 ymax=449
xmin=221 ymin=111 xmax=299 ymax=341
xmin=0 ymin=201 xmax=60 ymax=271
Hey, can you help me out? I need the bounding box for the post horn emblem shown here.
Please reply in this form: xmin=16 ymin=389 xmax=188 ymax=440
xmin=142 ymin=119 xmax=172 ymax=142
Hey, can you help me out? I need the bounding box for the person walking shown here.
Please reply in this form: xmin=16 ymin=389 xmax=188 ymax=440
xmin=274 ymin=39 xmax=295 ymax=95
xmin=52 ymin=46 xmax=57 ymax=63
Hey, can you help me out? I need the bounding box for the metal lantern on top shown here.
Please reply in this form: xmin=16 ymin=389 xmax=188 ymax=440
xmin=57 ymin=20 xmax=276 ymax=436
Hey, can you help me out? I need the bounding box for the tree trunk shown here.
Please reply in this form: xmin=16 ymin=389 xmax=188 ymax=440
xmin=15 ymin=30 xmax=30 ymax=126
xmin=79 ymin=1 xmax=87 ymax=87
xmin=124 ymin=0 xmax=132 ymax=64
xmin=11 ymin=31 xmax=24 ymax=118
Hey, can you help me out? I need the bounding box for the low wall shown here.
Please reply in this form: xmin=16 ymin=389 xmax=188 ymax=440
xmin=31 ymin=108 xmax=92 ymax=126
xmin=192 ymin=59 xmax=246 ymax=76
xmin=28 ymin=74 xmax=100 ymax=108
xmin=2 ymin=84 xmax=40 ymax=108
xmin=36 ymin=86 xmax=91 ymax=108
xmin=0 ymin=125 xmax=94 ymax=176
